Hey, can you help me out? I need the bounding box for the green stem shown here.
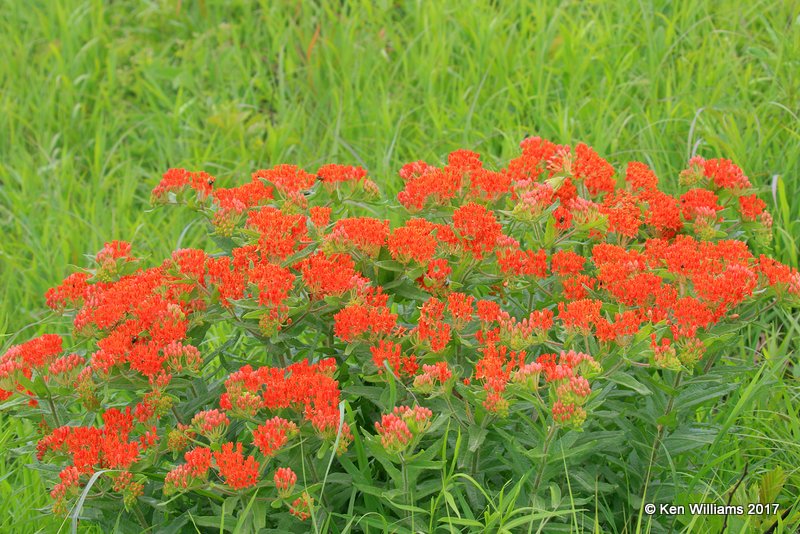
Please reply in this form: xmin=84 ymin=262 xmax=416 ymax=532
xmin=41 ymin=379 xmax=61 ymax=428
xmin=530 ymin=278 xmax=554 ymax=300
xmin=455 ymin=257 xmax=478 ymax=286
xmin=470 ymin=444 xmax=480 ymax=476
xmin=132 ymin=503 xmax=148 ymax=529
xmin=737 ymin=298 xmax=778 ymax=326
xmin=171 ymin=406 xmax=185 ymax=426
xmin=532 ymin=424 xmax=557 ymax=493
xmin=443 ymin=390 xmax=466 ymax=429
xmin=400 ymin=454 xmax=412 ymax=528
xmin=602 ymin=359 xmax=624 ymax=377
xmin=195 ymin=281 xmax=286 ymax=364
xmin=637 ymin=372 xmax=682 ymax=530
xmin=532 ymin=222 xmax=543 ymax=245
xmin=553 ymin=228 xmax=578 ymax=246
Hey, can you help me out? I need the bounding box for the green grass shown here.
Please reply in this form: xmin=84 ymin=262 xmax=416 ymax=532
xmin=0 ymin=0 xmax=798 ymax=532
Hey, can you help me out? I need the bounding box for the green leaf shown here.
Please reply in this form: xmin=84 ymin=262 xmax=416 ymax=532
xmin=443 ymin=490 xmax=461 ymax=518
xmin=187 ymin=322 xmax=212 ymax=348
xmin=374 ymin=260 xmax=406 ymax=272
xmin=468 ymin=425 xmax=488 ymax=453
xmin=384 ymin=499 xmax=428 ymax=514
xmin=662 ymin=425 xmax=718 ymax=454
xmin=438 ymin=517 xmax=485 ymax=527
xmin=758 ymin=466 xmax=786 ymax=505
xmin=391 ymin=279 xmax=430 ymax=301
xmin=233 ymin=489 xmax=259 ymax=533
xmin=543 ymin=214 xmax=556 ymax=246
xmin=606 ymin=371 xmax=652 ymax=395
xmin=210 ymin=234 xmax=237 ymax=254
xmin=72 ymin=469 xmax=115 ymax=534
xmin=656 ymin=411 xmax=678 ymax=430
xmin=189 ymin=515 xmax=235 ymax=531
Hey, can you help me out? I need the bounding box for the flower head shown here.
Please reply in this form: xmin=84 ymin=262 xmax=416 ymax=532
xmin=274 ymin=467 xmax=297 ymax=498
xmin=214 ymin=442 xmax=260 ymax=490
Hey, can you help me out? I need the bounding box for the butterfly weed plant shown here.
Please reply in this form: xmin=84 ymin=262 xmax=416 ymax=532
xmin=2 ymin=137 xmax=798 ymax=532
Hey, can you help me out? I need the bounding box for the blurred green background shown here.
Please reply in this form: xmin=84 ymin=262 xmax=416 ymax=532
xmin=0 ymin=0 xmax=798 ymax=530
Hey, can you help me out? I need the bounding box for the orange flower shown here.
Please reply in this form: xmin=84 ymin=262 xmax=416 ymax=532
xmin=214 ymin=442 xmax=259 ymax=490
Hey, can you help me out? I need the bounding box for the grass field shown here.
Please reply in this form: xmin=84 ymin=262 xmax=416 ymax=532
xmin=1 ymin=0 xmax=799 ymax=532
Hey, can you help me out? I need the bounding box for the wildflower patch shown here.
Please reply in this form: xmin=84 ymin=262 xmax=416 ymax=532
xmin=2 ymin=137 xmax=796 ymax=531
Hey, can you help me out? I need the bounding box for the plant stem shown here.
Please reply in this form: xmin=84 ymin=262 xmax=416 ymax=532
xmin=530 ymin=278 xmax=554 ymax=299
xmin=400 ymin=454 xmax=412 ymax=528
xmin=602 ymin=359 xmax=624 ymax=377
xmin=738 ymin=298 xmax=778 ymax=326
xmin=470 ymin=444 xmax=480 ymax=476
xmin=132 ymin=503 xmax=148 ymax=529
xmin=194 ymin=281 xmax=286 ymax=364
xmin=41 ymin=379 xmax=61 ymax=427
xmin=720 ymin=463 xmax=749 ymax=533
xmin=171 ymin=405 xmax=185 ymax=425
xmin=443 ymin=394 xmax=467 ymax=429
xmin=637 ymin=371 xmax=682 ymax=531
xmin=532 ymin=424 xmax=557 ymax=493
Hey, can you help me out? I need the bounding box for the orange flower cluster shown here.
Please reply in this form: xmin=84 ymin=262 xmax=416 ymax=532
xmin=328 ymin=217 xmax=389 ymax=257
xmin=274 ymin=466 xmax=297 ymax=498
xmin=413 ymin=361 xmax=453 ymax=393
xmin=36 ymin=406 xmax=156 ymax=498
xmin=219 ymin=358 xmax=350 ymax=445
xmin=370 ymin=340 xmax=418 ymax=377
xmin=163 ymin=447 xmax=212 ymax=494
xmin=166 ymin=442 xmax=260 ymax=492
xmin=253 ymin=417 xmax=298 ymax=457
xmin=388 ymin=219 xmax=439 ymax=264
xmin=374 ymin=405 xmax=433 ymax=454
xmin=151 ymin=168 xmax=215 ymax=201
xmin=214 ymin=442 xmax=260 ymax=489
xmin=290 ymin=492 xmax=315 ymax=521
xmin=191 ymin=409 xmax=230 ymax=440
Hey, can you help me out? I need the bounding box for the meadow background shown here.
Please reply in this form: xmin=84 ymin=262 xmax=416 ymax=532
xmin=0 ymin=0 xmax=798 ymax=531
